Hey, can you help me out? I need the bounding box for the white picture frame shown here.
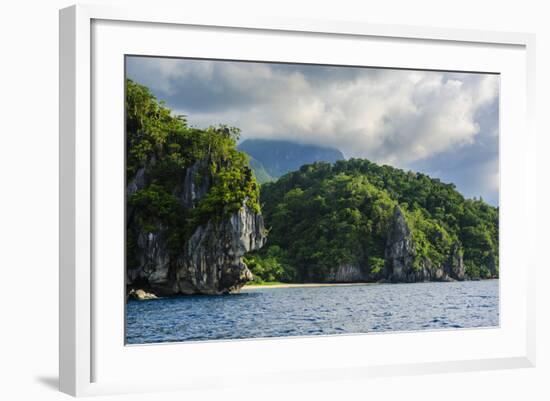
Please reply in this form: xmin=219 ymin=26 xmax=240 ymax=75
xmin=59 ymin=4 xmax=536 ymax=397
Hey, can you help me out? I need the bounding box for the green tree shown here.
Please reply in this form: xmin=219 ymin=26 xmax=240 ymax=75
xmin=259 ymin=159 xmax=498 ymax=281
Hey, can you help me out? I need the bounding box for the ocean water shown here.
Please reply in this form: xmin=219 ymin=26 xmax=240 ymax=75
xmin=125 ymin=280 xmax=499 ymax=344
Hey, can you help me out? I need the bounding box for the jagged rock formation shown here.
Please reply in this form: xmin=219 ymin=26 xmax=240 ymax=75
xmin=313 ymin=206 xmax=465 ymax=284
xmin=384 ymin=206 xmax=417 ymax=282
xmin=126 ymin=159 xmax=267 ymax=296
xmin=174 ymin=205 xmax=266 ymax=294
xmin=446 ymin=243 xmax=465 ymax=280
xmin=326 ymin=264 xmax=368 ymax=282
xmin=127 ymin=288 xmax=158 ymax=301
xmin=384 ymin=206 xmax=465 ymax=283
xmin=180 ymin=159 xmax=211 ymax=209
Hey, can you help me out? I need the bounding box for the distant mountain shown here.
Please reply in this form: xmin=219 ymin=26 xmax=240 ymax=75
xmin=248 ymin=157 xmax=274 ymax=183
xmin=238 ymin=139 xmax=345 ymax=183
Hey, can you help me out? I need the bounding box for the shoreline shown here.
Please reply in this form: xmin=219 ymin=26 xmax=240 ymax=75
xmin=242 ymin=282 xmax=376 ymax=290
xmin=242 ymin=278 xmax=499 ymax=290
xmin=127 ymin=279 xmax=500 ymax=300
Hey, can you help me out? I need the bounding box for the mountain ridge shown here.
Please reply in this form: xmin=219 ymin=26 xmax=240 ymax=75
xmin=238 ymin=138 xmax=345 ymax=183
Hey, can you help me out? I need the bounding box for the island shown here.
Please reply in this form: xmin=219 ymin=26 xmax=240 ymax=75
xmin=125 ymin=79 xmax=499 ymax=300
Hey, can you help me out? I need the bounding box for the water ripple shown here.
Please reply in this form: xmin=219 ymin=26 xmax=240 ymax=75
xmin=126 ymin=280 xmax=499 ymax=344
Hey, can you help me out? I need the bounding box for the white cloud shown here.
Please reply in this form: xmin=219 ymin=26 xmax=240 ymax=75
xmin=157 ymin=63 xmax=499 ymax=166
xmin=127 ymin=57 xmax=499 ymax=203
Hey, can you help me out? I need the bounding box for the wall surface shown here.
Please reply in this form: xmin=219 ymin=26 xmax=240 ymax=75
xmin=0 ymin=0 xmax=548 ymax=400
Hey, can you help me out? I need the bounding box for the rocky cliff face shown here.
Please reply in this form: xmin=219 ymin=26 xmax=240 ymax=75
xmin=310 ymin=206 xmax=467 ymax=284
xmin=446 ymin=243 xmax=465 ymax=280
xmin=180 ymin=159 xmax=211 ymax=209
xmin=384 ymin=206 xmax=465 ymax=283
xmin=174 ymin=205 xmax=266 ymax=294
xmin=326 ymin=264 xmax=367 ymax=282
xmin=384 ymin=206 xmax=417 ymax=282
xmin=126 ymin=159 xmax=267 ymax=296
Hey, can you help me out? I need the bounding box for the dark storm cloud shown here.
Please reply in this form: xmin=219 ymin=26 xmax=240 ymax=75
xmin=126 ymin=56 xmax=499 ymax=205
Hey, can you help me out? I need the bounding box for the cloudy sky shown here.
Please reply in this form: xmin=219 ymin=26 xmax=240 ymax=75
xmin=126 ymin=56 xmax=499 ymax=206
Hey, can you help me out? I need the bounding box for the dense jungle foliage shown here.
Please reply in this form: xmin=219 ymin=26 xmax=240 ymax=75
xmin=126 ymin=79 xmax=260 ymax=262
xmin=126 ymin=79 xmax=498 ymax=284
xmin=246 ymin=160 xmax=499 ymax=282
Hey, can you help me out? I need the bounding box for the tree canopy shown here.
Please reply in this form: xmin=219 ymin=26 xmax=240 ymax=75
xmin=249 ymin=159 xmax=498 ymax=282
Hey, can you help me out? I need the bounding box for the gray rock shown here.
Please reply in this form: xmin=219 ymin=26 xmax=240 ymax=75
xmin=383 ymin=206 xmax=465 ymax=283
xmin=385 ymin=206 xmax=417 ymax=282
xmin=126 ymin=157 xmax=266 ymax=296
xmin=128 ymin=230 xmax=172 ymax=294
xmin=326 ymin=264 xmax=367 ymax=282
xmin=128 ymin=288 xmax=158 ymax=301
xmin=126 ymin=167 xmax=146 ymax=197
xmin=174 ymin=204 xmax=266 ymax=294
xmin=180 ymin=159 xmax=211 ymax=208
xmin=447 ymin=242 xmax=465 ymax=281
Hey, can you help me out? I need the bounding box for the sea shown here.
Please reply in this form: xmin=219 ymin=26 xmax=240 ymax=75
xmin=126 ymin=279 xmax=499 ymax=344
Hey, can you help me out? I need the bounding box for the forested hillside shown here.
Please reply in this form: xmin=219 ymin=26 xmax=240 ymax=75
xmin=125 ymin=78 xmax=498 ymax=291
xmin=246 ymin=159 xmax=498 ymax=283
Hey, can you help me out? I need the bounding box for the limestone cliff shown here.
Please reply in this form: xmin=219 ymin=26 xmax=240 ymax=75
xmin=384 ymin=206 xmax=465 ymax=283
xmin=384 ymin=206 xmax=417 ymax=282
xmin=126 ymin=158 xmax=267 ymax=296
xmin=325 ymin=264 xmax=368 ymax=282
xmin=294 ymin=205 xmax=466 ymax=284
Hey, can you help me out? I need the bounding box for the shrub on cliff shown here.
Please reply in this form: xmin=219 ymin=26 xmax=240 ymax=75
xmin=126 ymin=79 xmax=260 ymax=256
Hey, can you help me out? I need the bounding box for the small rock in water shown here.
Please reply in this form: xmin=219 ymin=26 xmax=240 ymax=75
xmin=128 ymin=289 xmax=158 ymax=301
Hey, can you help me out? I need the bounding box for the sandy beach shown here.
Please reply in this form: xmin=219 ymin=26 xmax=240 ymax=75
xmin=242 ymin=282 xmax=375 ymax=290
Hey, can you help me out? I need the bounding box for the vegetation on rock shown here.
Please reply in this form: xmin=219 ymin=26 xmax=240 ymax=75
xmin=126 ymin=79 xmax=498 ymax=289
xmin=251 ymin=159 xmax=498 ymax=282
xmin=126 ymin=79 xmax=261 ymax=274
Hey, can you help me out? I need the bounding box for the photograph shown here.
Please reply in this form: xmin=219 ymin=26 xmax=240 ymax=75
xmin=2 ymin=0 xmax=546 ymax=399
xmin=124 ymin=56 xmax=500 ymax=344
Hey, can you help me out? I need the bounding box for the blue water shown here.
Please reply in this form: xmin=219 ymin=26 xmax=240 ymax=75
xmin=125 ymin=280 xmax=499 ymax=344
